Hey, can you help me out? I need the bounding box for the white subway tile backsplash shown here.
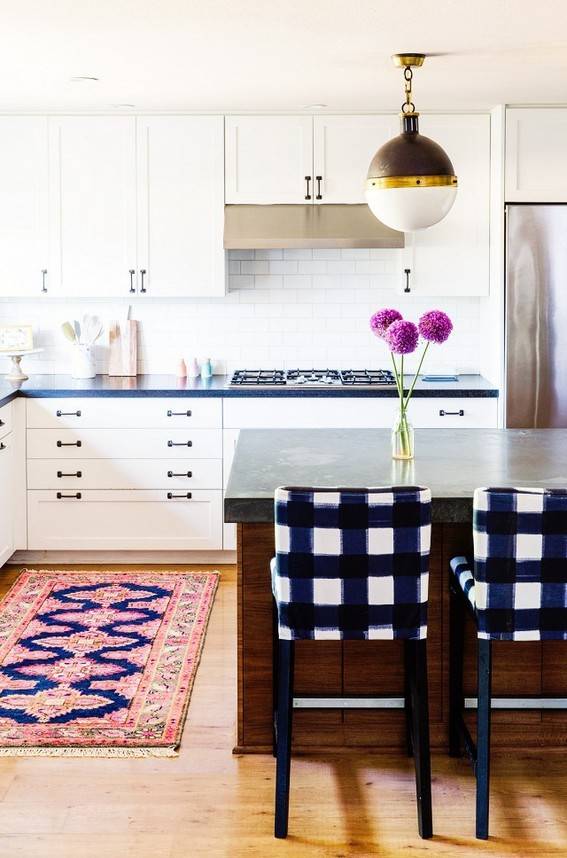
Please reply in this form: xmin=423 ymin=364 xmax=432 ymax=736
xmin=0 ymin=248 xmax=482 ymax=376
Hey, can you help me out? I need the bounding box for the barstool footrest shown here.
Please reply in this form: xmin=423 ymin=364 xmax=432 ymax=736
xmin=293 ymin=696 xmax=405 ymax=709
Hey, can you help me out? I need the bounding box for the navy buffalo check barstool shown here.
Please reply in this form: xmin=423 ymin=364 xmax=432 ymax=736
xmin=271 ymin=485 xmax=433 ymax=840
xmin=450 ymin=487 xmax=567 ymax=839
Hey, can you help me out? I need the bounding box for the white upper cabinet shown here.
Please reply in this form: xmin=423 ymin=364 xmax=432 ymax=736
xmin=225 ymin=116 xmax=313 ymax=204
xmin=506 ymin=108 xmax=567 ymax=202
xmin=403 ymin=114 xmax=491 ymax=296
xmin=313 ymin=115 xmax=398 ymax=204
xmin=49 ymin=116 xmax=137 ymax=297
xmin=0 ymin=117 xmax=49 ymax=298
xmin=136 ymin=116 xmax=225 ymax=296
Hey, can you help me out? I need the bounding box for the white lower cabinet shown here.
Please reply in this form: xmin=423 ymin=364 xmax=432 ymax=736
xmin=223 ymin=429 xmax=241 ymax=551
xmin=26 ymin=397 xmax=224 ymax=551
xmin=0 ymin=429 xmax=15 ymax=566
xmin=27 ymin=490 xmax=222 ymax=551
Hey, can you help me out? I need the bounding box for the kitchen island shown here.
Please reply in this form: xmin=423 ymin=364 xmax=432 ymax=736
xmin=225 ymin=428 xmax=567 ymax=753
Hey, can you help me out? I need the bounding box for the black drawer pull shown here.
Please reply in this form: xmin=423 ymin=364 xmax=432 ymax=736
xmin=0 ymin=420 xmax=4 ymax=427
xmin=57 ymin=492 xmax=82 ymax=500
xmin=0 ymin=443 xmax=6 ymax=451
xmin=56 ymin=410 xmax=82 ymax=417
xmin=167 ymin=409 xmax=192 ymax=417
xmin=167 ymin=440 xmax=192 ymax=447
xmin=167 ymin=492 xmax=192 ymax=500
xmin=57 ymin=470 xmax=82 ymax=478
xmin=57 ymin=440 xmax=82 ymax=447
xmin=439 ymin=409 xmax=464 ymax=417
xmin=167 ymin=471 xmax=192 ymax=478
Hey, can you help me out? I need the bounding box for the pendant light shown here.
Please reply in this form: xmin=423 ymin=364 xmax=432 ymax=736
xmin=365 ymin=54 xmax=458 ymax=232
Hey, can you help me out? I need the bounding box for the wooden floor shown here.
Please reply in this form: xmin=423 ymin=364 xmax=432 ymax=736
xmin=1 ymin=564 xmax=567 ymax=857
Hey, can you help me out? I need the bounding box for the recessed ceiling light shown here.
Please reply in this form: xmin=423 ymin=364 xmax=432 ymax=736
xmin=304 ymin=103 xmax=327 ymax=110
xmin=69 ymin=76 xmax=99 ymax=83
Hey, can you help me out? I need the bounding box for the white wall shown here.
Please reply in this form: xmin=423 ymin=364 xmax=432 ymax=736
xmin=0 ymin=248 xmax=483 ymax=377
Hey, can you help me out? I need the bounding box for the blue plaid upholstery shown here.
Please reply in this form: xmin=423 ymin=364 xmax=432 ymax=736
xmin=451 ymin=487 xmax=567 ymax=641
xmin=272 ymin=486 xmax=432 ymax=641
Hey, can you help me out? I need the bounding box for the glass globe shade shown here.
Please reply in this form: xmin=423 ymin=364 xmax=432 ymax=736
xmin=365 ymin=184 xmax=458 ymax=232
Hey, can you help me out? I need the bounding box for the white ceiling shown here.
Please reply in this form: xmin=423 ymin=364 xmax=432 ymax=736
xmin=1 ymin=0 xmax=566 ymax=112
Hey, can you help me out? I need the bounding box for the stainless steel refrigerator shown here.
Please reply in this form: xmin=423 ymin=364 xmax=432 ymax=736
xmin=506 ymin=204 xmax=567 ymax=428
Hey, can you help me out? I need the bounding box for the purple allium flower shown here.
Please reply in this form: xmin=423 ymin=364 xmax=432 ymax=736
xmin=385 ymin=319 xmax=419 ymax=354
xmin=418 ymin=310 xmax=453 ymax=344
xmin=369 ymin=308 xmax=403 ymax=339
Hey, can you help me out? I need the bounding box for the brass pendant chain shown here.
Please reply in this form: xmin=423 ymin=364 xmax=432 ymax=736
xmin=401 ymin=66 xmax=416 ymax=114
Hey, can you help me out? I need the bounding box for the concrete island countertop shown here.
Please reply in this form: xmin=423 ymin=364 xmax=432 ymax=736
xmin=0 ymin=372 xmax=498 ymax=410
xmin=224 ymin=427 xmax=564 ymax=524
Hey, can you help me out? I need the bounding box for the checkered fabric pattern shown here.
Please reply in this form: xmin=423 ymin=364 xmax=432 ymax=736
xmin=272 ymin=486 xmax=432 ymax=641
xmin=451 ymin=487 xmax=567 ymax=641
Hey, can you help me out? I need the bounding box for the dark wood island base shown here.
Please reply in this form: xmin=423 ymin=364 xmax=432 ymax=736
xmin=236 ymin=521 xmax=567 ymax=754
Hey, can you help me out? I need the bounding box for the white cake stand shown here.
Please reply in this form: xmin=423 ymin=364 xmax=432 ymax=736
xmin=1 ymin=348 xmax=43 ymax=381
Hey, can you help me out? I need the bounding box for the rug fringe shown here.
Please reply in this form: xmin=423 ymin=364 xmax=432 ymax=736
xmin=0 ymin=745 xmax=179 ymax=758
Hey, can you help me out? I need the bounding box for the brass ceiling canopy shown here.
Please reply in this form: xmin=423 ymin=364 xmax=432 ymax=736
xmin=365 ymin=53 xmax=458 ymax=232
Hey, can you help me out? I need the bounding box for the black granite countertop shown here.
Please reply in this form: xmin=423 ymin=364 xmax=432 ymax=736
xmin=224 ymin=428 xmax=563 ymax=524
xmin=0 ymin=373 xmax=498 ymax=409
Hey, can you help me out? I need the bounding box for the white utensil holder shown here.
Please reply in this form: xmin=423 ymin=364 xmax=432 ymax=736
xmin=71 ymin=344 xmax=96 ymax=379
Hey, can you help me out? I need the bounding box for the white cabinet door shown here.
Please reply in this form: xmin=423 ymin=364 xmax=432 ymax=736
xmin=27 ymin=489 xmax=223 ymax=550
xmin=223 ymin=428 xmax=240 ymax=550
xmin=137 ymin=116 xmax=225 ymax=297
xmin=313 ymin=115 xmax=398 ymax=204
xmin=0 ymin=117 xmax=48 ymax=297
xmin=0 ymin=433 xmax=15 ymax=566
xmin=48 ymin=116 xmax=137 ymax=297
xmin=27 ymin=428 xmax=223 ymax=460
xmin=225 ymin=116 xmax=313 ymax=204
xmin=403 ymin=114 xmax=490 ymax=297
xmin=506 ymin=108 xmax=567 ymax=202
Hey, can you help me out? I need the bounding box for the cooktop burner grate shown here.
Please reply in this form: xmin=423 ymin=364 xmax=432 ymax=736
xmin=230 ymin=368 xmax=396 ymax=386
xmin=340 ymin=369 xmax=396 ymax=386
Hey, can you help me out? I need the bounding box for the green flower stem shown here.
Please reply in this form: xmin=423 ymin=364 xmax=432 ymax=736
xmin=390 ymin=352 xmax=403 ymax=402
xmin=403 ymin=342 xmax=430 ymax=411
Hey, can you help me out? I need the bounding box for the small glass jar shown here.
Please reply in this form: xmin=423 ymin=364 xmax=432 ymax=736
xmin=391 ymin=409 xmax=414 ymax=460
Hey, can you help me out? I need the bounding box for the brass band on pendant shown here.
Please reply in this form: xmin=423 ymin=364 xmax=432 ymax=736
xmin=366 ymin=175 xmax=458 ymax=190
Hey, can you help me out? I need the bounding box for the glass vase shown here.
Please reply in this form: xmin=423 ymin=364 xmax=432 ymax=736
xmin=391 ymin=409 xmax=414 ymax=460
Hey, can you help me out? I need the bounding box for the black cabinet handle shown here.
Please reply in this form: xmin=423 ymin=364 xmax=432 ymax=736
xmin=57 ymin=492 xmax=82 ymax=499
xmin=167 ymin=440 xmax=192 ymax=447
xmin=0 ymin=442 xmax=6 ymax=451
xmin=315 ymin=176 xmax=322 ymax=200
xmin=57 ymin=470 xmax=82 ymax=478
xmin=56 ymin=410 xmax=82 ymax=417
xmin=167 ymin=470 xmax=192 ymax=478
xmin=129 ymin=269 xmax=136 ymax=294
xmin=404 ymin=268 xmax=411 ymax=293
xmin=304 ymin=176 xmax=312 ymax=200
xmin=41 ymin=269 xmax=47 ymax=293
xmin=439 ymin=409 xmax=464 ymax=417
xmin=140 ymin=269 xmax=147 ymax=293
xmin=57 ymin=440 xmax=82 ymax=447
xmin=167 ymin=410 xmax=192 ymax=417
xmin=0 ymin=419 xmax=4 ymax=427
xmin=167 ymin=492 xmax=192 ymax=500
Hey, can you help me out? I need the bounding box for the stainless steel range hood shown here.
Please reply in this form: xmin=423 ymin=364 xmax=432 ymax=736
xmin=223 ymin=205 xmax=404 ymax=250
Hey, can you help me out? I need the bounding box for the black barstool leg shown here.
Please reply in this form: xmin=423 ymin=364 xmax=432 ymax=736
xmin=476 ymin=638 xmax=492 ymax=839
xmin=409 ymin=639 xmax=433 ymax=839
xmin=449 ymin=584 xmax=465 ymax=757
xmin=272 ymin=598 xmax=278 ymax=758
xmin=274 ymin=639 xmax=295 ymax=839
xmin=404 ymin=639 xmax=413 ymax=757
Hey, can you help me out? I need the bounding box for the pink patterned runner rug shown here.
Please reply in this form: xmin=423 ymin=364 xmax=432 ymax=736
xmin=0 ymin=570 xmax=219 ymax=756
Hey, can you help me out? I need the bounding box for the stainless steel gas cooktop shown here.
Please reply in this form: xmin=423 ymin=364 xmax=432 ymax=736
xmin=230 ymin=369 xmax=396 ymax=387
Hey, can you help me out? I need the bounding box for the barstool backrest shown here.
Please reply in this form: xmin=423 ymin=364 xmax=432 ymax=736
xmin=273 ymin=485 xmax=431 ymax=641
xmin=474 ymin=486 xmax=567 ymax=639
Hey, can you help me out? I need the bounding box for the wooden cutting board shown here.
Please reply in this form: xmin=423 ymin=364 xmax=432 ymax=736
xmin=108 ymin=320 xmax=138 ymax=376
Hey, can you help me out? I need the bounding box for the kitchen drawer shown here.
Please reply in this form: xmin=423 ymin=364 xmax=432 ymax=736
xmin=409 ymin=398 xmax=498 ymax=428
xmin=27 ymin=428 xmax=222 ymax=460
xmin=0 ymin=403 xmax=13 ymax=441
xmin=27 ymin=489 xmax=222 ymax=550
xmin=26 ymin=397 xmax=222 ymax=429
xmin=27 ymin=458 xmax=222 ymax=490
xmin=223 ymin=397 xmax=396 ymax=428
